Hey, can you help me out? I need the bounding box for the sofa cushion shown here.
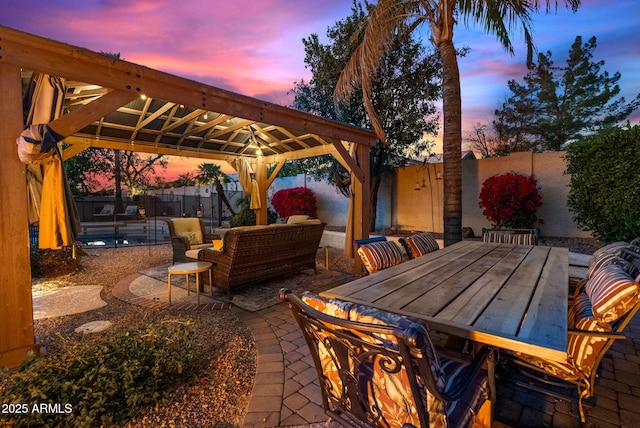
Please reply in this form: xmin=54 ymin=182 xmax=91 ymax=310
xmin=404 ymin=233 xmax=440 ymax=259
xmin=286 ymin=215 xmax=311 ymax=224
xmin=585 ymin=264 xmax=639 ymax=323
xmin=357 ymin=241 xmax=404 ymax=274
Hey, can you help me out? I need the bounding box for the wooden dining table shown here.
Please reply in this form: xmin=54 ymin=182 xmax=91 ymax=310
xmin=323 ymin=240 xmax=569 ymax=362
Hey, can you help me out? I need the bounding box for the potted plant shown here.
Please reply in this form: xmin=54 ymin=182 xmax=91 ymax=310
xmin=479 ymin=172 xmax=542 ymax=231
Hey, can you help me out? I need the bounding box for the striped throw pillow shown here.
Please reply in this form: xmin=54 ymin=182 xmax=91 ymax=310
xmin=357 ymin=241 xmax=404 ymax=274
xmin=405 ymin=233 xmax=440 ymax=258
xmin=585 ymin=264 xmax=639 ymax=323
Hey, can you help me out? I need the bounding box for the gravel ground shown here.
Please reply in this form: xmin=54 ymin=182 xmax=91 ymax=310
xmin=23 ymin=236 xmax=603 ymax=427
xmin=31 ymin=244 xmax=256 ymax=427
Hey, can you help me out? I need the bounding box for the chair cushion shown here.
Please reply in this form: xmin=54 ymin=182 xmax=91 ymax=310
xmin=516 ymin=291 xmax=611 ymax=384
xmin=180 ymin=231 xmax=203 ymax=246
xmin=347 ymin=303 xmax=448 ymax=427
xmin=592 ymin=241 xmax=628 ymax=259
xmin=357 ymin=241 xmax=404 ymax=274
xmin=568 ymin=293 xmax=612 ymax=380
xmin=404 ymin=233 xmax=439 ymax=259
xmin=585 ymin=264 xmax=639 ymax=323
xmin=586 ymin=252 xmax=628 ymax=279
xmin=300 ymin=293 xmax=448 ymax=427
xmin=172 ymin=219 xmax=204 ymax=245
xmin=441 ymin=358 xmax=490 ymax=427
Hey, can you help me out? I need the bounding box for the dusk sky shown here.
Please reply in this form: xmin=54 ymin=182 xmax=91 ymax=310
xmin=2 ymin=0 xmax=639 ymax=180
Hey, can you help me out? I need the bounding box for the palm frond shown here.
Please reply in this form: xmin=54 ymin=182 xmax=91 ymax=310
xmin=334 ymin=0 xmax=422 ymax=143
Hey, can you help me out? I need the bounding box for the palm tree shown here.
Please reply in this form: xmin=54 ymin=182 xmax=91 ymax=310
xmin=195 ymin=163 xmax=236 ymax=217
xmin=335 ymin=0 xmax=580 ymax=245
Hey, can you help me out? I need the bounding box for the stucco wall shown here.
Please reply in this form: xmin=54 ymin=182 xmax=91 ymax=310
xmin=264 ymin=151 xmax=589 ymax=238
xmin=395 ymin=151 xmax=590 ymax=238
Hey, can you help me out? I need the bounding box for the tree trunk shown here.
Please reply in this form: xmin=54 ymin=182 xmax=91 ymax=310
xmin=438 ymin=39 xmax=463 ymax=246
xmin=114 ymin=149 xmax=123 ymax=214
xmin=215 ymin=180 xmax=236 ymax=216
xmin=369 ymin=174 xmax=381 ymax=233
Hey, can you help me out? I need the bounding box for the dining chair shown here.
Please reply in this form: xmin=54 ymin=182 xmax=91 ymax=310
xmin=356 ymin=240 xmax=404 ymax=274
xmin=502 ymin=261 xmax=640 ymax=422
xmin=481 ymin=228 xmax=538 ymax=245
xmin=280 ymin=289 xmax=493 ymax=428
xmin=399 ymin=232 xmax=440 ymax=259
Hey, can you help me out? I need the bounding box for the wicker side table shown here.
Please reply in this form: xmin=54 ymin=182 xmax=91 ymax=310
xmin=167 ymin=261 xmax=213 ymax=305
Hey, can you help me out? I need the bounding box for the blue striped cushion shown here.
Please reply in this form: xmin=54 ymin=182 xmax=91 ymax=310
xmin=357 ymin=241 xmax=404 ymax=274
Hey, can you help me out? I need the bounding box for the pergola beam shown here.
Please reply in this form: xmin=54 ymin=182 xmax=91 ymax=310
xmin=0 ymin=25 xmax=376 ymax=146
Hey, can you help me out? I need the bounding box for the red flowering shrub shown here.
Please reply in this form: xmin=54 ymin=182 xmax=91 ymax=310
xmin=479 ymin=173 xmax=542 ymax=228
xmin=271 ymin=187 xmax=316 ymax=219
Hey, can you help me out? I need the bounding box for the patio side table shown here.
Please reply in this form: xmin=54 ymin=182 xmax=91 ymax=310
xmin=167 ymin=261 xmax=213 ymax=305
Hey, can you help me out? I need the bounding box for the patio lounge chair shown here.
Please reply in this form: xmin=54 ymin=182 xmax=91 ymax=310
xmin=280 ymin=289 xmax=493 ymax=428
xmin=93 ymin=204 xmax=114 ymax=221
xmin=167 ymin=218 xmax=219 ymax=264
xmin=116 ymin=205 xmax=142 ymax=221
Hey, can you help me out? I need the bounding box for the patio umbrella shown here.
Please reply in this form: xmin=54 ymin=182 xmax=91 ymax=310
xmin=17 ymin=73 xmax=80 ymax=249
xmin=230 ymin=158 xmax=261 ymax=209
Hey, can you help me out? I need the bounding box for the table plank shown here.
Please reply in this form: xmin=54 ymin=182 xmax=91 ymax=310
xmin=518 ymin=247 xmax=568 ymax=354
xmin=474 ymin=246 xmax=550 ymax=336
xmin=402 ymin=244 xmax=520 ymax=316
xmin=436 ymin=245 xmax=531 ymax=324
xmin=327 ymin=240 xmax=479 ymax=300
xmin=372 ymin=243 xmax=500 ymax=312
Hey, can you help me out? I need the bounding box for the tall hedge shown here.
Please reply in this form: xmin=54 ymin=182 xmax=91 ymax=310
xmin=566 ymin=125 xmax=640 ymax=243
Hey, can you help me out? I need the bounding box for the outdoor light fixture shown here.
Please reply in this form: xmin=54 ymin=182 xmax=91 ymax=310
xmin=247 ymin=126 xmax=264 ymax=156
xmin=414 ymin=162 xmax=428 ymax=190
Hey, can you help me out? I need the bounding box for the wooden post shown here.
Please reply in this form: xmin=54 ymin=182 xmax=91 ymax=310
xmin=0 ymin=63 xmax=39 ymax=369
xmin=351 ymin=144 xmax=370 ymax=274
xmin=255 ymin=156 xmax=268 ymax=225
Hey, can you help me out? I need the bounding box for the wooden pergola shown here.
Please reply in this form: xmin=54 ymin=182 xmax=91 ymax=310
xmin=0 ymin=25 xmax=376 ymax=369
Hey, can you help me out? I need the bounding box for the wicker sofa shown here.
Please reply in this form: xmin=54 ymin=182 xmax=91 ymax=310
xmin=197 ymin=222 xmax=326 ymax=294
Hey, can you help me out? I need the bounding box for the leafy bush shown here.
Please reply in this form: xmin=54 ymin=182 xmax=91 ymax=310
xmin=566 ymin=125 xmax=640 ymax=243
xmin=230 ymin=196 xmax=277 ymax=227
xmin=0 ymin=318 xmax=201 ymax=427
xmin=479 ymin=172 xmax=542 ymax=229
xmin=271 ymin=187 xmax=316 ymax=219
xmin=31 ymin=246 xmax=83 ymax=278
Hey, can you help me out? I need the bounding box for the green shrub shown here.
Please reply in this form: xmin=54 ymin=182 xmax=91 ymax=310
xmin=230 ymin=196 xmax=277 ymax=226
xmin=566 ymin=125 xmax=640 ymax=243
xmin=0 ymin=318 xmax=201 ymax=427
xmin=31 ymin=246 xmax=83 ymax=278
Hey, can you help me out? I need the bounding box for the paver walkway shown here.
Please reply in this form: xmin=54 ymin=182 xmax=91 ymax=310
xmin=115 ymin=270 xmax=640 ymax=427
xmin=237 ymin=297 xmax=640 ymax=428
